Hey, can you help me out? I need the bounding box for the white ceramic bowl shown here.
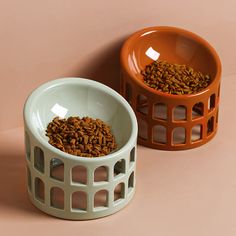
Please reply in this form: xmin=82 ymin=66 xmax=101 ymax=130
xmin=24 ymin=77 xmax=138 ymax=220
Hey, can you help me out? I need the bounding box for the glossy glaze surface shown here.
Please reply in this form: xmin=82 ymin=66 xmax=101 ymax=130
xmin=121 ymin=26 xmax=220 ymax=96
xmin=121 ymin=26 xmax=221 ymax=150
xmin=24 ymin=78 xmax=137 ymax=156
xmin=23 ymin=78 xmax=138 ymax=220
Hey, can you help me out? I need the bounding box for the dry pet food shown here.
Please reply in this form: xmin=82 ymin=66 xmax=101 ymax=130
xmin=141 ymin=60 xmax=211 ymax=95
xmin=46 ymin=116 xmax=117 ymax=157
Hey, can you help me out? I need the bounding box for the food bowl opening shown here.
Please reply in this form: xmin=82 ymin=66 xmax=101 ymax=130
xmin=123 ymin=26 xmax=219 ymax=85
xmin=24 ymin=78 xmax=134 ymax=155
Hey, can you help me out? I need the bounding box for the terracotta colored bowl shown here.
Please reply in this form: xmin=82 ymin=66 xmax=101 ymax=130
xmin=120 ymin=26 xmax=222 ymax=150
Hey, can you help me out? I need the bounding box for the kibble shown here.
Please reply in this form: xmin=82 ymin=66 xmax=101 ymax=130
xmin=46 ymin=116 xmax=117 ymax=157
xmin=141 ymin=60 xmax=211 ymax=95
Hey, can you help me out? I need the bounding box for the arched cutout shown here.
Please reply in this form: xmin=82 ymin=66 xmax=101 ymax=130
xmin=25 ymin=132 xmax=30 ymax=160
xmin=94 ymin=166 xmax=108 ymax=182
xmin=192 ymin=102 xmax=204 ymax=119
xmin=94 ymin=190 xmax=108 ymax=208
xmin=174 ymin=105 xmax=187 ymax=120
xmin=34 ymin=146 xmax=44 ymax=173
xmin=114 ymin=159 xmax=125 ymax=177
xmin=153 ymin=103 xmax=167 ymax=120
xmin=137 ymin=94 xmax=148 ymax=115
xmin=130 ymin=147 xmax=135 ymax=163
xmin=153 ymin=125 xmax=167 ymax=144
xmin=191 ymin=124 xmax=202 ymax=142
xmin=27 ymin=166 xmax=31 ymax=192
xmin=50 ymin=187 xmax=64 ymax=209
xmin=50 ymin=158 xmax=64 ymax=181
xmin=172 ymin=127 xmax=186 ymax=144
xmin=72 ymin=191 xmax=87 ymax=211
xmin=35 ymin=177 xmax=44 ymax=203
xmin=207 ymin=117 xmax=214 ymax=135
xmin=208 ymin=94 xmax=216 ymax=111
xmin=128 ymin=172 xmax=134 ymax=193
xmin=114 ymin=182 xmax=125 ymax=202
xmin=138 ymin=118 xmax=148 ymax=140
xmin=72 ymin=165 xmax=87 ymax=185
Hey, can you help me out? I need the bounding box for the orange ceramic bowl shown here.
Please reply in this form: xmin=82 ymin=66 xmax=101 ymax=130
xmin=120 ymin=26 xmax=221 ymax=150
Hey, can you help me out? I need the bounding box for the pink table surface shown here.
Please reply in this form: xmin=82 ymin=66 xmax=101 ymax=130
xmin=0 ymin=74 xmax=235 ymax=235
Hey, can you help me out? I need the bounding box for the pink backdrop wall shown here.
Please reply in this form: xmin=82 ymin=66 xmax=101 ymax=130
xmin=0 ymin=0 xmax=235 ymax=130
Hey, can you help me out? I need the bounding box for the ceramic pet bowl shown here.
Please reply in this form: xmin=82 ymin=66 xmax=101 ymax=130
xmin=24 ymin=77 xmax=138 ymax=220
xmin=120 ymin=26 xmax=221 ymax=150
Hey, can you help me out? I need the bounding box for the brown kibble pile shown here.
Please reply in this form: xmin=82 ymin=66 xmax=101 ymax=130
xmin=141 ymin=60 xmax=211 ymax=95
xmin=46 ymin=116 xmax=117 ymax=157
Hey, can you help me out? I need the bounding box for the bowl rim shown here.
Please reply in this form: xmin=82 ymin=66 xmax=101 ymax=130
xmin=120 ymin=25 xmax=222 ymax=99
xmin=24 ymin=77 xmax=138 ymax=163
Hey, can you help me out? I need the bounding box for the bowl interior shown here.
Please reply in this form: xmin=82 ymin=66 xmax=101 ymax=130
xmin=27 ymin=79 xmax=133 ymax=152
xmin=123 ymin=27 xmax=218 ymax=82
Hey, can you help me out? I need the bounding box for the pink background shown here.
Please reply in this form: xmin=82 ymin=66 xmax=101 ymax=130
xmin=0 ymin=0 xmax=235 ymax=130
xmin=1 ymin=0 xmax=236 ymax=235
